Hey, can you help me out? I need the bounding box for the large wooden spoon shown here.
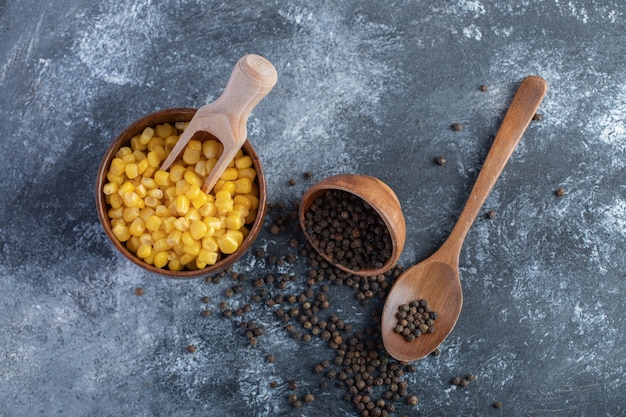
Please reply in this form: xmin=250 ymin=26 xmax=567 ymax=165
xmin=381 ymin=76 xmax=548 ymax=361
xmin=160 ymin=54 xmax=277 ymax=193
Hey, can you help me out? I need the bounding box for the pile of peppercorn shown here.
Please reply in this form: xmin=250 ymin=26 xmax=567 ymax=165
xmin=303 ymin=189 xmax=393 ymax=272
xmin=394 ymin=299 xmax=437 ymax=342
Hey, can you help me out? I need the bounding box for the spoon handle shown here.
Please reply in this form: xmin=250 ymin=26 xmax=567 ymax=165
xmin=441 ymin=76 xmax=548 ymax=263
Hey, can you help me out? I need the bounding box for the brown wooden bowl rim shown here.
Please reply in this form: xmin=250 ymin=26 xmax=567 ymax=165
xmin=298 ymin=173 xmax=406 ymax=277
xmin=95 ymin=108 xmax=267 ymax=278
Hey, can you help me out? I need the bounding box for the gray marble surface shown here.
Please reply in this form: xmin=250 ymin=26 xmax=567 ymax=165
xmin=1 ymin=0 xmax=625 ymax=416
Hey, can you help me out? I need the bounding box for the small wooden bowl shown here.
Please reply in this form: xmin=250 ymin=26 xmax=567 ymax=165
xmin=95 ymin=108 xmax=267 ymax=278
xmin=299 ymin=174 xmax=406 ymax=277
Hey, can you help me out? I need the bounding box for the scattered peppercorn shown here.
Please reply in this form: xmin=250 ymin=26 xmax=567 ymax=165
xmin=406 ymin=395 xmax=419 ymax=406
xmin=493 ymin=401 xmax=503 ymax=409
xmin=304 ymin=393 xmax=315 ymax=404
xmin=466 ymin=374 xmax=477 ymax=381
xmin=556 ymin=187 xmax=565 ymax=197
xmin=451 ymin=122 xmax=463 ymax=131
xmin=187 ymin=344 xmax=196 ymax=353
xmin=201 ymin=296 xmax=210 ymax=303
xmin=134 ymin=287 xmax=143 ymax=296
xmin=532 ymin=113 xmax=542 ymax=121
xmin=269 ymin=380 xmax=278 ymax=389
xmin=435 ymin=156 xmax=446 ymax=166
xmin=486 ymin=210 xmax=496 ymax=219
xmin=479 ymin=84 xmax=488 ymax=92
xmin=266 ymin=354 xmax=275 ymax=363
xmin=288 ymin=178 xmax=297 ymax=186
xmin=430 ymin=348 xmax=441 ymax=357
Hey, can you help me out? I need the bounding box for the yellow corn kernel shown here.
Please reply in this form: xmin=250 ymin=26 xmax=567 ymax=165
xmin=205 ymin=157 xmax=218 ymax=175
xmin=147 ymin=188 xmax=163 ymax=200
xmin=146 ymin=215 xmax=163 ymax=232
xmin=244 ymin=194 xmax=259 ymax=210
xmin=161 ymin=216 xmax=175 ymax=233
xmin=144 ymin=196 xmax=159 ymax=208
xmin=237 ymin=167 xmax=257 ymax=182
xmin=169 ymin=164 xmax=186 ymax=182
xmin=184 ymin=170 xmax=202 ymax=187
xmin=129 ymin=218 xmax=146 ymax=237
xmin=125 ymin=163 xmax=139 ymax=179
xmin=136 ymin=244 xmax=152 ymax=259
xmin=164 ymin=135 xmax=179 ymax=150
xmin=141 ymin=177 xmax=157 ymax=189
xmin=225 ymin=213 xmax=244 ymax=231
xmin=139 ymin=126 xmax=154 ymax=144
xmin=132 ymin=150 xmax=147 ymax=161
xmin=155 ymin=123 xmax=174 ymax=138
xmin=198 ymin=248 xmax=218 ymax=266
xmin=129 ymin=136 xmax=144 ymax=152
xmin=106 ymin=172 xmax=124 ymax=186
xmin=175 ymin=180 xmax=190 ymax=196
xmin=183 ymin=147 xmax=201 ymax=165
xmin=175 ymin=195 xmax=190 ymax=215
xmin=151 ymin=230 xmax=166 ymax=242
xmin=117 ymin=146 xmax=133 ymax=158
xmin=148 ymin=136 xmax=165 ymax=150
xmin=185 ymin=184 xmax=202 ymax=200
xmin=220 ymin=167 xmax=239 ymax=181
xmin=139 ymin=233 xmax=154 ymax=246
xmin=203 ymin=216 xmax=222 ymax=230
xmin=173 ymin=217 xmax=190 ymax=232
xmin=230 ymin=229 xmax=244 ymax=245
xmin=154 ymin=170 xmax=171 ymax=187
xmin=235 ymin=149 xmax=243 ymax=159
xmin=240 ymin=226 xmax=250 ymax=239
xmin=217 ymin=232 xmax=239 ymax=254
xmin=164 ymin=186 xmax=177 ymax=202
xmin=215 ymin=196 xmax=233 ymax=213
xmin=108 ymin=207 xmax=123 ymax=219
xmin=233 ymin=195 xmax=252 ymax=211
xmin=221 ymin=181 xmax=237 ymax=197
xmin=123 ymin=207 xmax=140 ymax=223
xmin=198 ymin=201 xmax=217 ymax=217
xmin=183 ymin=240 xmax=201 ymax=256
xmin=143 ymin=167 xmax=156 ymax=179
xmin=191 ymin=192 xmax=209 ymax=209
xmin=103 ymin=182 xmax=118 ymax=195
xmin=154 ymin=251 xmax=169 ymax=268
xmin=233 ymin=178 xmax=252 ymax=194
xmin=109 ymin=193 xmax=123 ymax=209
xmin=153 ymin=237 xmax=171 ymax=252
xmin=202 ymin=140 xmax=221 ymax=159
xmin=168 ymin=258 xmax=184 ymax=271
xmin=155 ymin=205 xmax=169 ymax=217
xmin=212 ymin=227 xmax=226 ymax=238
xmin=232 ymin=205 xmax=250 ymax=218
xmin=118 ymin=181 xmax=134 ymax=196
xmin=185 ymin=208 xmax=201 ymax=222
xmin=194 ymin=161 xmax=206 ymax=176
xmin=122 ymin=191 xmax=140 ymax=208
xmin=172 ymin=244 xmax=185 ymax=257
xmin=134 ymin=183 xmax=147 ymax=198
xmin=179 ymin=253 xmax=196 ymax=266
xmin=187 ymin=139 xmax=202 ymax=151
xmin=202 ymin=236 xmax=219 ymax=252
xmin=126 ymin=236 xmax=140 ymax=253
xmin=112 ymin=223 xmax=131 ymax=242
xmin=109 ymin=157 xmax=126 ymax=176
xmin=181 ymin=231 xmax=195 ymax=247
xmin=138 ymin=207 xmax=155 ymax=222
xmin=167 ymin=229 xmax=183 ymax=247
xmin=189 ymin=219 xmax=208 ymax=240
xmin=137 ymin=158 xmax=150 ymax=176
xmin=235 ymin=155 xmax=252 ymax=169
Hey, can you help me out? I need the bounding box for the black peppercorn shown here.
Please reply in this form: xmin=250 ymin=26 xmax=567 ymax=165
xmin=435 ymin=156 xmax=446 ymax=166
xmin=486 ymin=210 xmax=496 ymax=219
xmin=451 ymin=122 xmax=463 ymax=131
xmin=493 ymin=401 xmax=503 ymax=409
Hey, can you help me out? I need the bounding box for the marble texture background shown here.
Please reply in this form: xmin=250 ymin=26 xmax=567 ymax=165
xmin=0 ymin=0 xmax=624 ymax=415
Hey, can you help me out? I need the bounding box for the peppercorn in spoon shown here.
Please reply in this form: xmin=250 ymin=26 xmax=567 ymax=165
xmin=381 ymin=75 xmax=548 ymax=361
xmin=160 ymin=54 xmax=277 ymax=193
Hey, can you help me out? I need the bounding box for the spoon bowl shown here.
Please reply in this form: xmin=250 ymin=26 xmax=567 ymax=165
xmin=382 ymin=76 xmax=548 ymax=361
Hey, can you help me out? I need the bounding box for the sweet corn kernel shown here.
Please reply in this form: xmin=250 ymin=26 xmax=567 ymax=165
xmin=235 ymin=155 xmax=252 ymax=169
xmin=106 ymin=172 xmax=124 ymax=186
xmin=109 ymin=193 xmax=123 ymax=209
xmin=132 ymin=150 xmax=147 ymax=161
xmin=161 ymin=216 xmax=175 ymax=233
xmin=137 ymin=244 xmax=152 ymax=259
xmin=225 ymin=213 xmax=244 ymax=231
xmin=220 ymin=167 xmax=239 ymax=181
xmin=153 ymin=237 xmax=171 ymax=252
xmin=155 ymin=205 xmax=169 ymax=217
xmin=122 ymin=191 xmax=140 ymax=207
xmin=191 ymin=192 xmax=209 ymax=209
xmin=154 ymin=251 xmax=169 ymax=268
xmin=164 ymin=135 xmax=179 ymax=150
xmin=130 ymin=136 xmax=144 ymax=152
xmin=143 ymin=166 xmax=156 ymax=179
xmin=168 ymin=258 xmax=184 ymax=271
xmin=185 ymin=208 xmax=201 ymax=222
xmin=164 ymin=186 xmax=177 ymax=202
xmin=245 ymin=209 xmax=257 ymax=225
xmin=183 ymin=147 xmax=201 ymax=165
xmin=202 ymin=236 xmax=219 ymax=252
xmin=175 ymin=195 xmax=190 ymax=215
xmin=237 ymin=167 xmax=257 ymax=182
xmin=167 ymin=230 xmax=183 ymax=247
xmin=146 ymin=215 xmax=163 ymax=232
xmin=112 ymin=223 xmax=131 ymax=242
xmin=103 ymin=182 xmax=118 ymax=195
xmin=129 ymin=218 xmax=146 ymax=237
xmin=204 ymin=216 xmax=222 ymax=230
xmin=233 ymin=195 xmax=252 ymax=211
xmin=219 ymin=181 xmax=236 ymax=196
xmin=194 ymin=161 xmax=206 ymax=176
xmin=135 ymin=183 xmax=147 ymax=198
xmin=244 ymin=194 xmax=259 ymax=210
xmin=126 ymin=236 xmax=140 ymax=253
xmin=234 ymin=178 xmax=252 ymax=194
xmin=123 ymin=207 xmax=140 ymax=223
xmin=202 ymin=140 xmax=221 ymax=159
xmin=185 ymin=184 xmax=202 ymax=200
xmin=169 ymin=164 xmax=186 ymax=182
xmin=190 ymin=219 xmax=208 ymax=240
xmin=187 ymin=139 xmax=202 ymax=151
xmin=154 ymin=170 xmax=171 ymax=187
xmin=173 ymin=217 xmax=189 ymax=232
xmin=141 ymin=177 xmax=158 ymax=189
xmin=217 ymin=232 xmax=239 ymax=254
xmin=138 ymin=208 xmax=154 ymax=222
xmin=184 ymin=170 xmax=202 ymax=187
xmin=144 ymin=197 xmax=158 ymax=208
xmin=148 ymin=136 xmax=165 ymax=150
xmin=140 ymin=127 xmax=154 ymax=144
xmin=205 ymin=158 xmax=218 ymax=175
xmin=125 ymin=163 xmax=139 ymax=179
xmin=183 ymin=241 xmax=201 ymax=256
xmin=179 ymin=253 xmax=196 ymax=266
xmin=118 ymin=181 xmax=134 ymax=196
xmin=109 ymin=158 xmax=126 ymax=176
xmin=198 ymin=201 xmax=217 ymax=217
xmin=175 ymin=180 xmax=190 ymax=196
xmin=139 ymin=233 xmax=154 ymax=246
xmin=155 ymin=123 xmax=174 ymax=138
xmin=108 ymin=207 xmax=123 ymax=219
xmin=198 ymin=248 xmax=218 ymax=266
xmin=151 ymin=230 xmax=166 ymax=242
xmin=181 ymin=231 xmax=195 ymax=247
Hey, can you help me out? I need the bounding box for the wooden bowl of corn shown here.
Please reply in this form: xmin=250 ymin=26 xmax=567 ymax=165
xmin=96 ymin=108 xmax=267 ymax=278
